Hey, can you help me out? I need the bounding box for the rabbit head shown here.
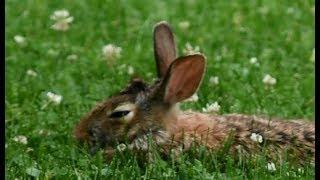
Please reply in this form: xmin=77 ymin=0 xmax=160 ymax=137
xmin=74 ymin=21 xmax=206 ymax=155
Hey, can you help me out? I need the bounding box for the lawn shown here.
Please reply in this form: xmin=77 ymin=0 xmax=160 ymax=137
xmin=5 ymin=0 xmax=315 ymax=179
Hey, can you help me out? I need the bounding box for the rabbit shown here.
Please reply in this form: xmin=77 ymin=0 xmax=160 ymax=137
xmin=74 ymin=21 xmax=314 ymax=163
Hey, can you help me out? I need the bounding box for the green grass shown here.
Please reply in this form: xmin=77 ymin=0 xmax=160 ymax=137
xmin=5 ymin=0 xmax=315 ymax=179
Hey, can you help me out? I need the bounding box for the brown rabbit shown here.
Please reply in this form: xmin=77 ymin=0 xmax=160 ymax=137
xmin=74 ymin=21 xmax=314 ymax=163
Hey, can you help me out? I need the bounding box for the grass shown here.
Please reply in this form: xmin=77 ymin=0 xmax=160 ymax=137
xmin=5 ymin=0 xmax=315 ymax=179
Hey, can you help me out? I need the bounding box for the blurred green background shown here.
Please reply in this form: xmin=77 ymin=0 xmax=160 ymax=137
xmin=5 ymin=0 xmax=314 ymax=179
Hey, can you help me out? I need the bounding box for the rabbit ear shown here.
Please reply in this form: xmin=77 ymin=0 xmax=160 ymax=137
xmin=153 ymin=21 xmax=176 ymax=78
xmin=161 ymin=54 xmax=206 ymax=104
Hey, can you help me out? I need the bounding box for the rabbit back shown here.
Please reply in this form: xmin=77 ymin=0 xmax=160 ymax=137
xmin=170 ymin=111 xmax=314 ymax=161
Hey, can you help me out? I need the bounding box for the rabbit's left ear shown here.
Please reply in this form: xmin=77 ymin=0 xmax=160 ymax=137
xmin=161 ymin=54 xmax=206 ymax=104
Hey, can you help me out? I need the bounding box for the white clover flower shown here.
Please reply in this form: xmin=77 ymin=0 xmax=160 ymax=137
xmin=182 ymin=42 xmax=200 ymax=55
xmin=249 ymin=57 xmax=258 ymax=64
xmin=232 ymin=12 xmax=243 ymax=26
xmin=39 ymin=129 xmax=45 ymax=135
xmin=310 ymin=48 xmax=315 ymax=62
xmin=50 ymin=10 xmax=70 ymax=20
xmin=50 ymin=9 xmax=73 ymax=31
xmin=67 ymin=54 xmax=78 ymax=61
xmin=51 ymin=21 xmax=72 ymax=31
xmin=239 ymin=27 xmax=247 ymax=33
xmin=14 ymin=35 xmax=26 ymax=45
xmin=209 ymin=76 xmax=219 ymax=85
xmin=146 ymin=72 xmax=153 ymax=77
xmin=266 ymin=162 xmax=276 ymax=171
xmin=202 ymin=102 xmax=220 ymax=113
xmin=242 ymin=68 xmax=249 ymax=76
xmin=215 ymin=55 xmax=222 ymax=61
xmin=5 ymin=143 xmax=8 ymax=149
xmin=47 ymin=49 xmax=59 ymax=57
xmin=127 ymin=66 xmax=134 ymax=75
xmin=38 ymin=129 xmax=50 ymax=136
xmin=286 ymin=7 xmax=295 ymax=14
xmin=13 ymin=135 xmax=28 ymax=145
xmin=26 ymin=69 xmax=38 ymax=77
xmin=293 ymin=73 xmax=301 ymax=79
xmin=116 ymin=143 xmax=127 ymax=152
xmin=102 ymin=44 xmax=122 ymax=60
xmin=178 ymin=21 xmax=190 ymax=31
xmin=250 ymin=133 xmax=263 ymax=143
xmin=26 ymin=147 xmax=34 ymax=153
xmin=22 ymin=10 xmax=29 ymax=17
xmin=262 ymin=74 xmax=277 ymax=86
xmin=46 ymin=92 xmax=63 ymax=105
xmin=184 ymin=93 xmax=199 ymax=102
xmin=258 ymin=6 xmax=269 ymax=15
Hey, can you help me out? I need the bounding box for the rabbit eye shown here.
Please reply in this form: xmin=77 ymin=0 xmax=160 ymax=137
xmin=109 ymin=111 xmax=130 ymax=118
xmin=108 ymin=103 xmax=136 ymax=121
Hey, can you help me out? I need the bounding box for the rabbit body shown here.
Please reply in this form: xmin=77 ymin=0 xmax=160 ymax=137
xmin=74 ymin=21 xmax=314 ymax=163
